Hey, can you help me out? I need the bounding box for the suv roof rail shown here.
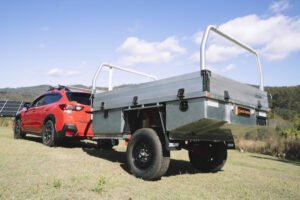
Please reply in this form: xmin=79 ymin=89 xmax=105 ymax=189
xmin=48 ymin=85 xmax=91 ymax=93
xmin=48 ymin=85 xmax=71 ymax=91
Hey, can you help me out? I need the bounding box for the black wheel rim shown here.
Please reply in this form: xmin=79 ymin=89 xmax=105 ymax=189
xmin=133 ymin=141 xmax=153 ymax=170
xmin=44 ymin=122 xmax=53 ymax=143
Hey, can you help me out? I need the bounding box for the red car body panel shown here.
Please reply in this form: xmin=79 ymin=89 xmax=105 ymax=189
xmin=19 ymin=89 xmax=94 ymax=138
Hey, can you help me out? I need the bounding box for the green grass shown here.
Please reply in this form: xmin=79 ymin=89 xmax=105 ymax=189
xmin=0 ymin=127 xmax=299 ymax=200
xmin=92 ymin=176 xmax=106 ymax=193
xmin=53 ymin=178 xmax=62 ymax=189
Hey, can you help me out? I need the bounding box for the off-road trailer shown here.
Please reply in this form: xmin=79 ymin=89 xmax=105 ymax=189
xmin=90 ymin=25 xmax=269 ymax=180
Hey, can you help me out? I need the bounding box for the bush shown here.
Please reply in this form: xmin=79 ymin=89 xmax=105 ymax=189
xmin=280 ymin=128 xmax=299 ymax=138
xmin=236 ymin=127 xmax=300 ymax=161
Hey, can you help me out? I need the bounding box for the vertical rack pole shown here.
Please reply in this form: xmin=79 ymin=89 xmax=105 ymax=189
xmin=108 ymin=67 xmax=113 ymax=91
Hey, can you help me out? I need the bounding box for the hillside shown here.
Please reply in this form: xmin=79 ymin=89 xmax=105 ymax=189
xmin=265 ymin=86 xmax=300 ymax=121
xmin=0 ymin=85 xmax=102 ymax=102
xmin=0 ymin=85 xmax=50 ymax=101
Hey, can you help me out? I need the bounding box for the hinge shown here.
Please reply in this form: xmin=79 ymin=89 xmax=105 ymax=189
xmin=201 ymin=70 xmax=211 ymax=92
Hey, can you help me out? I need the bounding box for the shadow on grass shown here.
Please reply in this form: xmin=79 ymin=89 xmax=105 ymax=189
xmin=165 ymin=159 xmax=207 ymax=177
xmin=82 ymin=148 xmax=130 ymax=174
xmin=82 ymin=148 xmax=220 ymax=178
xmin=23 ymin=135 xmax=97 ymax=148
xmin=22 ymin=135 xmax=42 ymax=143
xmin=250 ymin=155 xmax=300 ymax=167
xmin=59 ymin=139 xmax=97 ymax=148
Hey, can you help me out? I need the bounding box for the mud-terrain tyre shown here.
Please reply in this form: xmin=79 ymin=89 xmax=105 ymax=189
xmin=188 ymin=141 xmax=227 ymax=172
xmin=97 ymin=139 xmax=119 ymax=150
xmin=156 ymin=151 xmax=170 ymax=178
xmin=126 ymin=128 xmax=170 ymax=180
xmin=14 ymin=119 xmax=26 ymax=139
xmin=42 ymin=120 xmax=60 ymax=147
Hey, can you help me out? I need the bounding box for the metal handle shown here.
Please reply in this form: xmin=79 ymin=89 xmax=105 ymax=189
xmin=92 ymin=63 xmax=157 ymax=95
xmin=200 ymin=25 xmax=264 ymax=91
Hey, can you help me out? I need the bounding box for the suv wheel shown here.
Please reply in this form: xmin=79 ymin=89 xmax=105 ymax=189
xmin=42 ymin=120 xmax=58 ymax=147
xmin=14 ymin=119 xmax=26 ymax=139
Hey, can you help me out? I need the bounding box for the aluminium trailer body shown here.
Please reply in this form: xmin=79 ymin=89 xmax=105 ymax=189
xmin=91 ymin=25 xmax=269 ymax=180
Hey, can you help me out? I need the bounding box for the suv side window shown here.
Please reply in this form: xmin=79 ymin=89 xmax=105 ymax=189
xmin=44 ymin=93 xmax=62 ymax=105
xmin=32 ymin=96 xmax=46 ymax=107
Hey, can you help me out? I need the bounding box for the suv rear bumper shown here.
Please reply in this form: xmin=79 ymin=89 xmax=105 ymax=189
xmin=60 ymin=124 xmax=78 ymax=137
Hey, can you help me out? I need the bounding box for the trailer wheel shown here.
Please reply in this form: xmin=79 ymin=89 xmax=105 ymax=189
xmin=126 ymin=128 xmax=169 ymax=180
xmin=42 ymin=120 xmax=58 ymax=147
xmin=156 ymin=151 xmax=170 ymax=178
xmin=14 ymin=119 xmax=26 ymax=139
xmin=188 ymin=142 xmax=227 ymax=172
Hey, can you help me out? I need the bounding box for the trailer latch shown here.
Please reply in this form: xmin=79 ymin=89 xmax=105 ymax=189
xmin=177 ymin=88 xmax=185 ymax=99
xmin=224 ymin=90 xmax=230 ymax=101
xmin=132 ymin=96 xmax=138 ymax=106
xmin=100 ymin=102 xmax=105 ymax=110
xmin=177 ymin=88 xmax=188 ymax=112
xmin=257 ymin=100 xmax=262 ymax=109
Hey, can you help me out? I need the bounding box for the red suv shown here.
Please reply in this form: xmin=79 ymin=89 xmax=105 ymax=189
xmin=14 ymin=86 xmax=94 ymax=146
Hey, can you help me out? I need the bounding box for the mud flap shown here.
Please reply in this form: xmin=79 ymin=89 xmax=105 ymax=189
xmin=169 ymin=118 xmax=235 ymax=149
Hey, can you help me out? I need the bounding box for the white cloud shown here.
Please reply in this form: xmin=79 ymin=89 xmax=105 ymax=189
xmin=223 ymin=64 xmax=236 ymax=72
xmin=66 ymin=70 xmax=80 ymax=76
xmin=189 ymin=52 xmax=200 ymax=64
xmin=269 ymin=0 xmax=290 ymax=14
xmin=47 ymin=68 xmax=64 ymax=77
xmin=47 ymin=68 xmax=80 ymax=77
xmin=117 ymin=36 xmax=185 ymax=66
xmin=206 ymin=45 xmax=242 ymax=63
xmin=193 ymin=31 xmax=203 ymax=44
xmin=206 ymin=64 xmax=236 ymax=73
xmin=81 ymin=60 xmax=87 ymax=65
xmin=192 ymin=13 xmax=300 ymax=62
xmin=190 ymin=44 xmax=242 ymax=63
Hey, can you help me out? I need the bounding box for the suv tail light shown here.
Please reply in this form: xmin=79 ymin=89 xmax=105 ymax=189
xmin=59 ymin=104 xmax=84 ymax=112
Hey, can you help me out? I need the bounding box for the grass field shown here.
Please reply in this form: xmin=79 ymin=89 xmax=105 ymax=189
xmin=0 ymin=127 xmax=299 ymax=200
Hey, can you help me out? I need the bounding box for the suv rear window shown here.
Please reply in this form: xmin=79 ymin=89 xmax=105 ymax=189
xmin=66 ymin=92 xmax=91 ymax=105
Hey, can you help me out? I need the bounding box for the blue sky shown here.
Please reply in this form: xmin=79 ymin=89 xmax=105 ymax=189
xmin=0 ymin=0 xmax=300 ymax=88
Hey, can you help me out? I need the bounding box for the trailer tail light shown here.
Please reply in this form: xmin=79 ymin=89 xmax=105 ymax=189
xmin=59 ymin=104 xmax=84 ymax=112
xmin=124 ymin=132 xmax=132 ymax=146
xmin=235 ymin=106 xmax=251 ymax=117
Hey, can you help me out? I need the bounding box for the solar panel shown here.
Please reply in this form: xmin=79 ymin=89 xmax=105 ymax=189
xmin=0 ymin=101 xmax=30 ymax=117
